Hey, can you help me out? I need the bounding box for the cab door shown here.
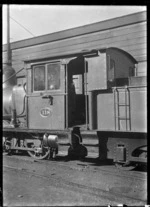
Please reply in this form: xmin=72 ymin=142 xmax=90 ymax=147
xmin=28 ymin=61 xmax=66 ymax=130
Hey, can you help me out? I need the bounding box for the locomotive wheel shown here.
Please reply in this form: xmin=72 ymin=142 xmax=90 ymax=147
xmin=3 ymin=137 xmax=12 ymax=155
xmin=115 ymin=162 xmax=136 ymax=171
xmin=138 ymin=151 xmax=147 ymax=170
xmin=3 ymin=120 xmax=10 ymax=127
xmin=25 ymin=139 xmax=50 ymax=160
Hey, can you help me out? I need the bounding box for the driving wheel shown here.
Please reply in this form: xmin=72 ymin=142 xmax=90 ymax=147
xmin=26 ymin=139 xmax=50 ymax=160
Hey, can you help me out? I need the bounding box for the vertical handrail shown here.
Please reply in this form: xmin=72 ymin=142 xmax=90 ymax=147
xmin=65 ymin=64 xmax=68 ymax=129
xmin=25 ymin=63 xmax=28 ymax=128
xmin=84 ymin=59 xmax=88 ymax=130
xmin=125 ymin=87 xmax=128 ymax=130
xmin=127 ymin=87 xmax=131 ymax=130
xmin=113 ymin=87 xmax=117 ymax=130
xmin=116 ymin=88 xmax=120 ymax=130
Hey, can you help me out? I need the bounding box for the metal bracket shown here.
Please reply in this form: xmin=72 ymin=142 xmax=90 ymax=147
xmin=42 ymin=95 xmax=53 ymax=105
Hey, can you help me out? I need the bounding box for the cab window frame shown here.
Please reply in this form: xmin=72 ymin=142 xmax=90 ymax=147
xmin=33 ymin=64 xmax=46 ymax=92
xmin=32 ymin=61 xmax=61 ymax=93
xmin=46 ymin=62 xmax=61 ymax=91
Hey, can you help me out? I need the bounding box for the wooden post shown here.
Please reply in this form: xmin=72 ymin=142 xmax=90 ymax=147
xmin=7 ymin=4 xmax=11 ymax=65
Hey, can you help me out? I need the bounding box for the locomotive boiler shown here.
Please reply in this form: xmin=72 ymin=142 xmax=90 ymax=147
xmin=3 ymin=47 xmax=147 ymax=168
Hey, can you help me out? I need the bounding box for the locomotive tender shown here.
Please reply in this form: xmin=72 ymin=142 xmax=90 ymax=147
xmin=3 ymin=12 xmax=147 ymax=168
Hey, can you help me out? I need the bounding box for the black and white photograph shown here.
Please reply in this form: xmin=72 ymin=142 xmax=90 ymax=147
xmin=2 ymin=5 xmax=147 ymax=206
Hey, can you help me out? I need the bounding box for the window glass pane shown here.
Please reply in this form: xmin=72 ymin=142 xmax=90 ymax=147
xmin=47 ymin=63 xmax=60 ymax=90
xmin=34 ymin=65 xmax=45 ymax=91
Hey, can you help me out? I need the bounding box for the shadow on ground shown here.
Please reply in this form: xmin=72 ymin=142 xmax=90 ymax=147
xmin=4 ymin=151 xmax=147 ymax=172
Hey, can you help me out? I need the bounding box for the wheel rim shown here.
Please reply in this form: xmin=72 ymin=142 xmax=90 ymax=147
xmin=26 ymin=139 xmax=50 ymax=160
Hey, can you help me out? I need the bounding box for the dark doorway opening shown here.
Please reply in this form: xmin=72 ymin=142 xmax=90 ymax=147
xmin=67 ymin=56 xmax=86 ymax=127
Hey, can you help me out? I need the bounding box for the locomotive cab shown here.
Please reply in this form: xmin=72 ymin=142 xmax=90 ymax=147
xmin=26 ymin=61 xmax=66 ymax=130
xmin=106 ymin=47 xmax=138 ymax=87
xmin=26 ymin=56 xmax=87 ymax=130
xmin=25 ymin=47 xmax=144 ymax=131
xmin=86 ymin=47 xmax=138 ymax=91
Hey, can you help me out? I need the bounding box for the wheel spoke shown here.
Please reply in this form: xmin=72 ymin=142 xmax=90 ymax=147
xmin=26 ymin=139 xmax=50 ymax=160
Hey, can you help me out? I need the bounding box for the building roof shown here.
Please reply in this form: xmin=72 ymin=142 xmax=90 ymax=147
xmin=3 ymin=11 xmax=146 ymax=52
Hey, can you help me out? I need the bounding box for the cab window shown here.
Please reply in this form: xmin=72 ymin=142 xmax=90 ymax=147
xmin=33 ymin=65 xmax=45 ymax=91
xmin=47 ymin=63 xmax=60 ymax=90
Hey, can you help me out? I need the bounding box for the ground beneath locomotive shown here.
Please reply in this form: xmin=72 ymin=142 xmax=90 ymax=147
xmin=3 ymin=154 xmax=147 ymax=206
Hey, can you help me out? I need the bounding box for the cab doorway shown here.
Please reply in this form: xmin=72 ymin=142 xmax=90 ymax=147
xmin=67 ymin=56 xmax=87 ymax=127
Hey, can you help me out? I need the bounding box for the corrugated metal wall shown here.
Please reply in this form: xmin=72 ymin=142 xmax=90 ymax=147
xmin=3 ymin=11 xmax=147 ymax=78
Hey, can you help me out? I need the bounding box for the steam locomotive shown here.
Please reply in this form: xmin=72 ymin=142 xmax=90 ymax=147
xmin=3 ymin=47 xmax=147 ymax=169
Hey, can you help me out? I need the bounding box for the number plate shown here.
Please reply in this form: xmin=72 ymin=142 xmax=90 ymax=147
xmin=40 ymin=107 xmax=52 ymax=117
